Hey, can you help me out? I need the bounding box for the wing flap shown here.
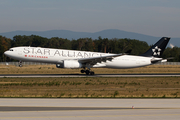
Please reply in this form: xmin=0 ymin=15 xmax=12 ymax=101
xmin=78 ymin=53 xmax=124 ymax=65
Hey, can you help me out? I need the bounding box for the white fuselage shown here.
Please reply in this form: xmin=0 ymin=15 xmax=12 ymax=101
xmin=4 ymin=47 xmax=154 ymax=69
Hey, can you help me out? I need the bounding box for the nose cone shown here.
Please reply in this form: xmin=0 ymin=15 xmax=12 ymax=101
xmin=4 ymin=51 xmax=10 ymax=57
xmin=4 ymin=49 xmax=17 ymax=59
xmin=4 ymin=51 xmax=8 ymax=56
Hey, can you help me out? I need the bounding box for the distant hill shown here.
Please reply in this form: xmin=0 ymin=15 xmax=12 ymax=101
xmin=0 ymin=29 xmax=179 ymax=47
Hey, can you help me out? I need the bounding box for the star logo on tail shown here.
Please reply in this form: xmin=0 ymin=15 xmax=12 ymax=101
xmin=152 ymin=46 xmax=161 ymax=56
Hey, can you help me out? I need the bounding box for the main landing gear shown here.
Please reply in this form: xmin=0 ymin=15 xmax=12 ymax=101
xmin=81 ymin=68 xmax=95 ymax=75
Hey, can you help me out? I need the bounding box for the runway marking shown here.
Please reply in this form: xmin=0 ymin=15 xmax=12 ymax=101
xmin=0 ymin=113 xmax=180 ymax=119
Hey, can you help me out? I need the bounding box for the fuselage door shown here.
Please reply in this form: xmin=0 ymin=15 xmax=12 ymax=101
xmin=18 ymin=48 xmax=23 ymax=55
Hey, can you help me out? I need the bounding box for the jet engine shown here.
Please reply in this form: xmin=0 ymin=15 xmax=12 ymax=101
xmin=56 ymin=60 xmax=82 ymax=69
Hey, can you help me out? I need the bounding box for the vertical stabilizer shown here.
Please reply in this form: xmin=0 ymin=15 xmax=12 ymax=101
xmin=140 ymin=37 xmax=170 ymax=57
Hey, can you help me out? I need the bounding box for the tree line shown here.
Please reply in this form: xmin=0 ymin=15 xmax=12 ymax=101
xmin=0 ymin=35 xmax=178 ymax=62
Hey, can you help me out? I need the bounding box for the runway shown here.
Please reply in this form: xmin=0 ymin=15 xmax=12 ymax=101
xmin=0 ymin=99 xmax=180 ymax=120
xmin=0 ymin=106 xmax=129 ymax=111
xmin=0 ymin=73 xmax=180 ymax=77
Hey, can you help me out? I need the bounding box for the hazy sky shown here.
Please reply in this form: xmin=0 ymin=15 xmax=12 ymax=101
xmin=0 ymin=0 xmax=180 ymax=37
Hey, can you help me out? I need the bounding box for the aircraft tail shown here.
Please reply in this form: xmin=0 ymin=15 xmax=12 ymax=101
xmin=140 ymin=37 xmax=170 ymax=57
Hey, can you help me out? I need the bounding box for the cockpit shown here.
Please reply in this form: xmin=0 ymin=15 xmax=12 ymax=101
xmin=9 ymin=49 xmax=14 ymax=51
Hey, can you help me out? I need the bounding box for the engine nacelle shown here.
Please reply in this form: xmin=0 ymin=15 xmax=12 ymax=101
xmin=56 ymin=60 xmax=82 ymax=69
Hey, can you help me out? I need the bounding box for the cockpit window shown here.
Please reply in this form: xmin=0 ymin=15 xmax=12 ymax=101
xmin=9 ymin=49 xmax=13 ymax=51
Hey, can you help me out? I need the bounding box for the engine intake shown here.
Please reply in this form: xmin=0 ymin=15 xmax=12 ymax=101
xmin=56 ymin=63 xmax=64 ymax=68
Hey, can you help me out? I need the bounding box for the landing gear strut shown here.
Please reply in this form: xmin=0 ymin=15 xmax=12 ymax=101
xmin=81 ymin=68 xmax=95 ymax=75
xmin=19 ymin=60 xmax=23 ymax=67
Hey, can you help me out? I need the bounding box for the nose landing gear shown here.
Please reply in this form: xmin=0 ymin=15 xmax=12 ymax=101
xmin=19 ymin=60 xmax=23 ymax=67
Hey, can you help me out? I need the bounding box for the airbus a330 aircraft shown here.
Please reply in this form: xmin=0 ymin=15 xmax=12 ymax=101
xmin=4 ymin=37 xmax=170 ymax=75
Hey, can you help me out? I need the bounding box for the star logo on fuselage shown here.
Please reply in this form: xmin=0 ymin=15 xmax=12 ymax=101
xmin=152 ymin=46 xmax=161 ymax=56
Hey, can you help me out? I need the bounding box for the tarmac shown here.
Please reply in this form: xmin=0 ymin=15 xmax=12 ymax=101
xmin=0 ymin=98 xmax=180 ymax=120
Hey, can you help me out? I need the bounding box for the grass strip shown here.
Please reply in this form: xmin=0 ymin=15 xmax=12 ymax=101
xmin=0 ymin=77 xmax=180 ymax=98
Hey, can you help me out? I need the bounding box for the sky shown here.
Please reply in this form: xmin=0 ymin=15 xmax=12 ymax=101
xmin=0 ymin=0 xmax=180 ymax=37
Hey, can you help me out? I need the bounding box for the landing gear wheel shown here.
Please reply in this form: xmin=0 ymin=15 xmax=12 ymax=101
xmin=19 ymin=60 xmax=23 ymax=67
xmin=19 ymin=64 xmax=22 ymax=67
xmin=90 ymin=71 xmax=94 ymax=75
xmin=85 ymin=70 xmax=90 ymax=75
xmin=81 ymin=70 xmax=85 ymax=73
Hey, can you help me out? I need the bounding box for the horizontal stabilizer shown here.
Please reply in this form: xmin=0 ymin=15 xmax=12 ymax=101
xmin=151 ymin=57 xmax=174 ymax=64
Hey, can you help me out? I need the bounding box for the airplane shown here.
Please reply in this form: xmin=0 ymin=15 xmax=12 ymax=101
xmin=4 ymin=37 xmax=170 ymax=75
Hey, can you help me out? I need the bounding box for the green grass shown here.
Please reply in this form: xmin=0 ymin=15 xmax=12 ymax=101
xmin=0 ymin=77 xmax=180 ymax=98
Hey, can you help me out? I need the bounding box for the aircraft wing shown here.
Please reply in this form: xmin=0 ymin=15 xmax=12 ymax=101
xmin=78 ymin=53 xmax=124 ymax=65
